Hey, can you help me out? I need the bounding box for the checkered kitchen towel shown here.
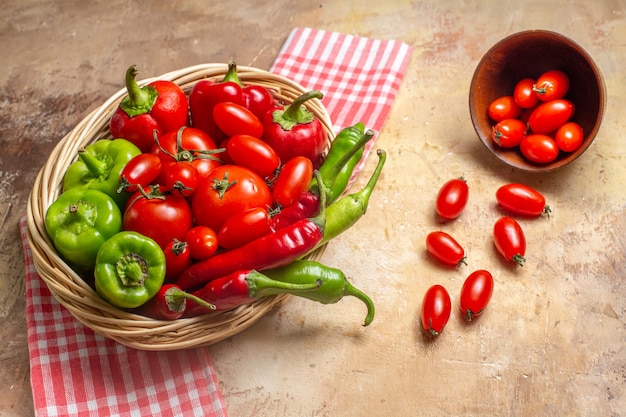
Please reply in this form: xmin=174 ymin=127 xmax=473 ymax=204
xmin=22 ymin=28 xmax=411 ymax=417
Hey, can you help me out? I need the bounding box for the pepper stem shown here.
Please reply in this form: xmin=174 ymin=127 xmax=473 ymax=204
xmin=116 ymin=253 xmax=149 ymax=287
xmin=246 ymin=270 xmax=323 ymax=299
xmin=273 ymin=90 xmax=324 ymax=130
xmin=310 ymin=170 xmax=326 ymax=233
xmin=166 ymin=287 xmax=216 ymax=312
xmin=343 ymin=279 xmax=376 ymax=326
xmin=77 ymin=149 xmax=111 ymax=180
xmin=119 ymin=65 xmax=159 ymax=117
xmin=221 ymin=61 xmax=245 ymax=87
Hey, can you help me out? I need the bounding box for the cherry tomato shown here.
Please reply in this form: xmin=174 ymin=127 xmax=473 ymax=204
xmin=162 ymin=161 xmax=199 ymax=197
xmin=528 ymin=99 xmax=575 ymax=134
xmin=496 ymin=183 xmax=550 ymax=217
xmin=488 ymin=96 xmax=522 ymax=122
xmin=491 ymin=119 xmax=527 ymax=148
xmin=213 ymin=102 xmax=264 ymax=138
xmin=243 ymin=85 xmax=275 ymax=120
xmin=218 ymin=207 xmax=271 ymax=250
xmin=421 ymin=284 xmax=452 ymax=337
xmin=513 ymin=78 xmax=539 ymax=109
xmin=184 ymin=226 xmax=219 ymax=260
xmin=533 ymin=69 xmax=570 ymax=102
xmin=520 ymin=134 xmax=559 ymax=164
xmin=435 ymin=177 xmax=469 ymax=220
xmin=272 ymin=156 xmax=314 ymax=208
xmin=163 ymin=239 xmax=192 ymax=281
xmin=459 ymin=270 xmax=494 ymax=322
xmin=426 ymin=231 xmax=466 ymax=267
xmin=191 ymin=165 xmax=272 ymax=232
xmin=227 ymin=134 xmax=280 ymax=179
xmin=123 ymin=186 xmax=194 ymax=249
xmin=493 ymin=216 xmax=526 ymax=266
xmin=555 ymin=121 xmax=584 ymax=153
xmin=118 ymin=153 xmax=162 ymax=193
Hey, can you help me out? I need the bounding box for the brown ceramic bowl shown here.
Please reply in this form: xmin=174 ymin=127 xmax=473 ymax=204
xmin=469 ymin=30 xmax=606 ymax=172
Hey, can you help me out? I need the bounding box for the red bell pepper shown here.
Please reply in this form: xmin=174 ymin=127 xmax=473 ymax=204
xmin=110 ymin=65 xmax=189 ymax=153
xmin=221 ymin=61 xmax=275 ymax=120
xmin=262 ymin=90 xmax=328 ymax=169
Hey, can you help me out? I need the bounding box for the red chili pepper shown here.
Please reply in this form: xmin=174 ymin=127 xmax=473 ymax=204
xmin=110 ymin=65 xmax=189 ymax=153
xmin=262 ymin=90 xmax=328 ymax=169
xmin=138 ymin=283 xmax=215 ymax=320
xmin=175 ymin=171 xmax=327 ymax=291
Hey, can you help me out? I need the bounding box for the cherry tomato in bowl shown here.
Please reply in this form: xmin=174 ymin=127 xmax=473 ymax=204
xmin=459 ymin=270 xmax=494 ymax=322
xmin=488 ymin=95 xmax=522 ymax=122
xmin=527 ymin=99 xmax=575 ymax=134
xmin=421 ymin=284 xmax=452 ymax=337
xmin=555 ymin=121 xmax=584 ymax=153
xmin=435 ymin=177 xmax=469 ymax=220
xmin=513 ymin=77 xmax=539 ymax=109
xmin=533 ymin=69 xmax=570 ymax=102
xmin=520 ymin=134 xmax=559 ymax=164
xmin=491 ymin=119 xmax=527 ymax=148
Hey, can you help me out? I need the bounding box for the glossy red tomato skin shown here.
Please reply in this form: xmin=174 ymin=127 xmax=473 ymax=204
xmin=488 ymin=96 xmax=522 ymax=122
xmin=491 ymin=119 xmax=527 ymax=148
xmin=533 ymin=69 xmax=570 ymax=102
xmin=162 ymin=161 xmax=199 ymax=197
xmin=493 ymin=216 xmax=526 ymax=266
xmin=227 ymin=134 xmax=280 ymax=179
xmin=426 ymin=231 xmax=466 ymax=267
xmin=435 ymin=178 xmax=469 ymax=220
xmin=218 ymin=207 xmax=271 ymax=250
xmin=184 ymin=226 xmax=219 ymax=260
xmin=528 ymin=99 xmax=575 ymax=134
xmin=520 ymin=134 xmax=559 ymax=164
xmin=272 ymin=156 xmax=314 ymax=208
xmin=496 ymin=183 xmax=548 ymax=217
xmin=191 ymin=165 xmax=272 ymax=232
xmin=460 ymin=270 xmax=494 ymax=321
xmin=513 ymin=78 xmax=539 ymax=109
xmin=421 ymin=284 xmax=452 ymax=336
xmin=555 ymin=121 xmax=584 ymax=153
xmin=119 ymin=153 xmax=162 ymax=193
xmin=213 ymin=102 xmax=264 ymax=138
xmin=163 ymin=239 xmax=192 ymax=282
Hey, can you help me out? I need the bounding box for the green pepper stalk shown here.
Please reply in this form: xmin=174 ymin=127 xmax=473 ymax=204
xmin=94 ymin=231 xmax=166 ymax=309
xmin=62 ymin=138 xmax=142 ymax=209
xmin=45 ymin=188 xmax=123 ymax=270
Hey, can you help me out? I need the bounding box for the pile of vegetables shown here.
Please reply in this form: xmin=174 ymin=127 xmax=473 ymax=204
xmin=45 ymin=63 xmax=385 ymax=326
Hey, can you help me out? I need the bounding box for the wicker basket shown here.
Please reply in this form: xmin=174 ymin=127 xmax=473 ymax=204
xmin=26 ymin=64 xmax=334 ymax=351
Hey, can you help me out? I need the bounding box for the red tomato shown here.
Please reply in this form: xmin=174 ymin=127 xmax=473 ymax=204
xmin=435 ymin=177 xmax=469 ymax=220
xmin=496 ymin=183 xmax=550 ymax=217
xmin=426 ymin=231 xmax=466 ymax=267
xmin=555 ymin=121 xmax=584 ymax=153
xmin=491 ymin=119 xmax=527 ymax=148
xmin=213 ymin=102 xmax=264 ymax=138
xmin=459 ymin=270 xmax=494 ymax=322
xmin=123 ymin=187 xmax=194 ymax=249
xmin=493 ymin=216 xmax=526 ymax=266
xmin=520 ymin=134 xmax=559 ymax=164
xmin=533 ymin=69 xmax=570 ymax=102
xmin=421 ymin=284 xmax=452 ymax=337
xmin=218 ymin=207 xmax=271 ymax=249
xmin=163 ymin=239 xmax=192 ymax=281
xmin=191 ymin=165 xmax=272 ymax=232
xmin=227 ymin=134 xmax=280 ymax=179
xmin=513 ymin=78 xmax=539 ymax=109
xmin=184 ymin=226 xmax=218 ymax=260
xmin=119 ymin=153 xmax=162 ymax=193
xmin=528 ymin=99 xmax=575 ymax=134
xmin=488 ymin=96 xmax=522 ymax=122
xmin=162 ymin=161 xmax=199 ymax=197
xmin=272 ymin=156 xmax=314 ymax=208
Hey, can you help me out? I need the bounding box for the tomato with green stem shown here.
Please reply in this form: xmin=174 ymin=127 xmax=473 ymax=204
xmin=163 ymin=239 xmax=191 ymax=281
xmin=496 ymin=183 xmax=551 ymax=217
xmin=118 ymin=153 xmax=162 ymax=193
xmin=491 ymin=119 xmax=527 ymax=148
xmin=426 ymin=231 xmax=466 ymax=267
xmin=460 ymin=270 xmax=494 ymax=322
xmin=162 ymin=161 xmax=199 ymax=197
xmin=493 ymin=216 xmax=526 ymax=266
xmin=533 ymin=69 xmax=570 ymax=102
xmin=421 ymin=284 xmax=452 ymax=337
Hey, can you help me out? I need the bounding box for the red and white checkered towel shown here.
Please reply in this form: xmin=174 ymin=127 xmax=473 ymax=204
xmin=22 ymin=28 xmax=412 ymax=417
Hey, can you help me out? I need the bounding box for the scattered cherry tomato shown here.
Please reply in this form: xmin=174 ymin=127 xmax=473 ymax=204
xmin=435 ymin=177 xmax=469 ymax=220
xmin=425 ymin=231 xmax=466 ymax=267
xmin=513 ymin=77 xmax=539 ymax=109
xmin=227 ymin=134 xmax=280 ymax=179
xmin=528 ymin=99 xmax=575 ymax=134
xmin=520 ymin=134 xmax=559 ymax=164
xmin=459 ymin=270 xmax=494 ymax=322
xmin=213 ymin=101 xmax=264 ymax=138
xmin=162 ymin=161 xmax=199 ymax=197
xmin=555 ymin=121 xmax=584 ymax=153
xmin=496 ymin=183 xmax=551 ymax=217
xmin=533 ymin=69 xmax=570 ymax=102
xmin=493 ymin=216 xmax=526 ymax=266
xmin=118 ymin=153 xmax=162 ymax=193
xmin=218 ymin=206 xmax=271 ymax=250
xmin=491 ymin=119 xmax=527 ymax=148
xmin=184 ymin=226 xmax=219 ymax=260
xmin=488 ymin=96 xmax=522 ymax=122
xmin=163 ymin=239 xmax=192 ymax=281
xmin=421 ymin=284 xmax=452 ymax=337
xmin=272 ymin=156 xmax=314 ymax=208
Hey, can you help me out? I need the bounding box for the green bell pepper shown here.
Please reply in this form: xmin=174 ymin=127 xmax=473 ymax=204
xmin=62 ymin=138 xmax=141 ymax=208
xmin=94 ymin=231 xmax=166 ymax=309
xmin=45 ymin=188 xmax=123 ymax=270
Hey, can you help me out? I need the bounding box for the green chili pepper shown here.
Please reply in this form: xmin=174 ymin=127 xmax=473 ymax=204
xmin=62 ymin=138 xmax=142 ymax=208
xmin=45 ymin=188 xmax=123 ymax=270
xmin=94 ymin=231 xmax=166 ymax=309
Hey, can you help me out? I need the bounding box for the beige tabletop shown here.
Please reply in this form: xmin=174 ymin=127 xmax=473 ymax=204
xmin=2 ymin=1 xmax=625 ymax=416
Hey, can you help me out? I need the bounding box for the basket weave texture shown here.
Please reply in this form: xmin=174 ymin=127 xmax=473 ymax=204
xmin=26 ymin=64 xmax=334 ymax=350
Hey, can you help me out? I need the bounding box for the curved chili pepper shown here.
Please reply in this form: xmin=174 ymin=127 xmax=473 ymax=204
xmin=138 ymin=283 xmax=215 ymax=320
xmin=175 ymin=171 xmax=327 ymax=291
